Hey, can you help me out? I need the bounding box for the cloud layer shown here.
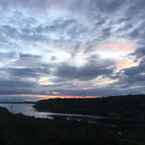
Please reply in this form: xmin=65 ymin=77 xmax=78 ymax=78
xmin=0 ymin=0 xmax=145 ymax=96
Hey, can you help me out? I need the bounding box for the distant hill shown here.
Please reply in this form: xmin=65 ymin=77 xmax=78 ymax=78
xmin=34 ymin=94 xmax=145 ymax=119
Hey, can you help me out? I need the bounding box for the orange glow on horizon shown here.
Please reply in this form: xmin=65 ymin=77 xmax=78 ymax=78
xmin=18 ymin=94 xmax=97 ymax=99
xmin=38 ymin=95 xmax=97 ymax=100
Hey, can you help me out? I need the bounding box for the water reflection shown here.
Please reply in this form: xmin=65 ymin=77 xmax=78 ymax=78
xmin=0 ymin=103 xmax=100 ymax=123
xmin=0 ymin=103 xmax=54 ymax=119
xmin=0 ymin=95 xmax=99 ymax=122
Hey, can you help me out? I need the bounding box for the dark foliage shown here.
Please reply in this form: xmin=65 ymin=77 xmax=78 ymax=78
xmin=0 ymin=107 xmax=117 ymax=145
xmin=34 ymin=94 xmax=145 ymax=119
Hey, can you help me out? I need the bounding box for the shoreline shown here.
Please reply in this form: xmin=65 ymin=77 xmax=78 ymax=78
xmin=0 ymin=106 xmax=117 ymax=145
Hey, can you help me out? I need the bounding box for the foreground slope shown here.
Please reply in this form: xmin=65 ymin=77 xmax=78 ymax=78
xmin=0 ymin=107 xmax=116 ymax=145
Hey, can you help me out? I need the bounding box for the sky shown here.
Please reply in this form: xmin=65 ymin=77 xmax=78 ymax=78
xmin=0 ymin=0 xmax=145 ymax=96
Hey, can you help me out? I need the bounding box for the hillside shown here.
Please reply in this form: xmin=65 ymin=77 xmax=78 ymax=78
xmin=34 ymin=95 xmax=145 ymax=119
xmin=0 ymin=107 xmax=116 ymax=145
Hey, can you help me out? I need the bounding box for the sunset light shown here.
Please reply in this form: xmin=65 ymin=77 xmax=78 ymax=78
xmin=96 ymin=39 xmax=136 ymax=60
xmin=0 ymin=0 xmax=144 ymax=144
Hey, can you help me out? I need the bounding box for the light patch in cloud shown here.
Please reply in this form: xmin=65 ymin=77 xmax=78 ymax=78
xmin=38 ymin=76 xmax=54 ymax=86
xmin=69 ymin=49 xmax=89 ymax=67
xmin=116 ymin=58 xmax=141 ymax=72
xmin=95 ymin=76 xmax=119 ymax=86
xmin=96 ymin=38 xmax=136 ymax=60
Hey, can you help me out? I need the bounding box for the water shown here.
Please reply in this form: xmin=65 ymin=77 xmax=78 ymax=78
xmin=0 ymin=95 xmax=58 ymax=119
xmin=0 ymin=95 xmax=100 ymax=122
xmin=0 ymin=103 xmax=100 ymax=121
xmin=0 ymin=103 xmax=54 ymax=119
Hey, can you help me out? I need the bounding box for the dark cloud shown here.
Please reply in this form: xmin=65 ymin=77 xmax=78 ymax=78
xmin=0 ymin=79 xmax=37 ymax=94
xmin=13 ymin=54 xmax=43 ymax=68
xmin=89 ymin=0 xmax=127 ymax=13
xmin=8 ymin=67 xmax=49 ymax=78
xmin=0 ymin=52 xmax=16 ymax=61
xmin=55 ymin=62 xmax=113 ymax=81
xmin=0 ymin=24 xmax=48 ymax=43
xmin=57 ymin=86 xmax=130 ymax=96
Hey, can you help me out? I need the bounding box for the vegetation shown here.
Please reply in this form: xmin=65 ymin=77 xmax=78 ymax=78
xmin=33 ymin=94 xmax=145 ymax=145
xmin=0 ymin=107 xmax=117 ymax=145
xmin=34 ymin=94 xmax=145 ymax=119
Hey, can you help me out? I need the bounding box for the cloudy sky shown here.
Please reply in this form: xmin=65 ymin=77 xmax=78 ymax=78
xmin=0 ymin=0 xmax=145 ymax=96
